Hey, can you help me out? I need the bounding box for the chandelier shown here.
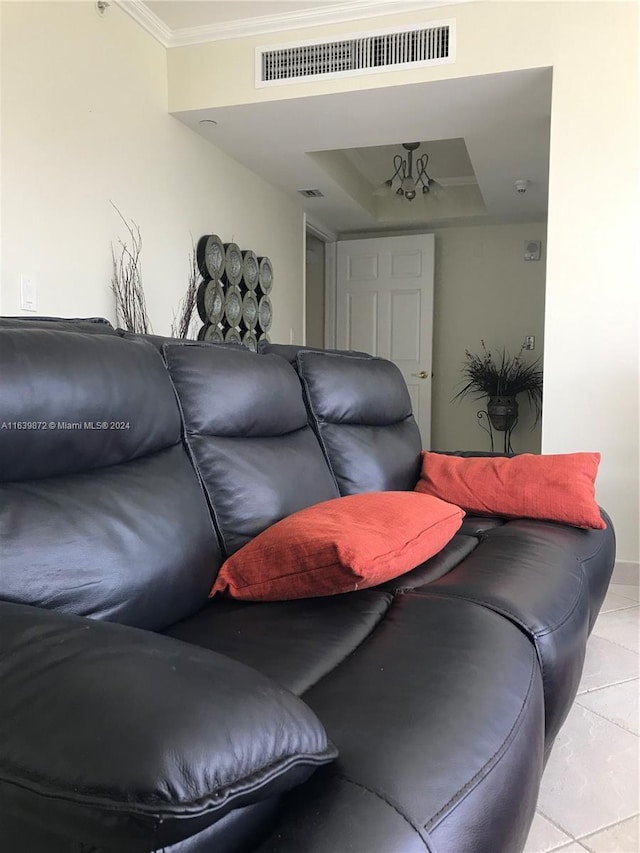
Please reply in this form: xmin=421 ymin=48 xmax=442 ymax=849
xmin=379 ymin=142 xmax=443 ymax=201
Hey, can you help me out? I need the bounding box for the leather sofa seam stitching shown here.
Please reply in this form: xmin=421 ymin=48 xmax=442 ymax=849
xmin=335 ymin=773 xmax=435 ymax=852
xmin=300 ymin=596 xmax=394 ymax=694
xmin=425 ymin=648 xmax=538 ymax=831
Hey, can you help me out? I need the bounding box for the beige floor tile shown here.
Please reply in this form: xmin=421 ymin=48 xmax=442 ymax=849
xmin=576 ymin=679 xmax=640 ymax=736
xmin=578 ymin=635 xmax=640 ymax=694
xmin=537 ymin=704 xmax=639 ymax=838
xmin=549 ymin=843 xmax=590 ymax=852
xmin=609 ymin=584 xmax=640 ymax=603
xmin=600 ymin=591 xmax=640 ymax=614
xmin=580 ymin=815 xmax=640 ymax=853
xmin=592 ymin=607 xmax=640 ymax=654
xmin=524 ymin=812 xmax=572 ymax=852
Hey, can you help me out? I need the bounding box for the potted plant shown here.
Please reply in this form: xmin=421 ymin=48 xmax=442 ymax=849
xmin=454 ymin=341 xmax=543 ymax=431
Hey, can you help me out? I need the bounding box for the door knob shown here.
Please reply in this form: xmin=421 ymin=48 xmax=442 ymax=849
xmin=412 ymin=371 xmax=429 ymax=379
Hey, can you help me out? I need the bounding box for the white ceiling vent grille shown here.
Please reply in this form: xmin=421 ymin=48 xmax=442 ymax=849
xmin=256 ymin=20 xmax=455 ymax=87
xmin=298 ymin=189 xmax=324 ymax=198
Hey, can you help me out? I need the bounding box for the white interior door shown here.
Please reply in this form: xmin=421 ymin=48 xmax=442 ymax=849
xmin=336 ymin=234 xmax=434 ymax=447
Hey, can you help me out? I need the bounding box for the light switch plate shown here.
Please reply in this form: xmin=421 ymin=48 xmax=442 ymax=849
xmin=20 ymin=275 xmax=37 ymax=311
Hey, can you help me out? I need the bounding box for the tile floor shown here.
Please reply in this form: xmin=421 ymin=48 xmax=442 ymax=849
xmin=524 ymin=582 xmax=640 ymax=853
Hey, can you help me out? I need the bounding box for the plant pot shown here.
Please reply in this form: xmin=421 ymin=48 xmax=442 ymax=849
xmin=487 ymin=396 xmax=518 ymax=432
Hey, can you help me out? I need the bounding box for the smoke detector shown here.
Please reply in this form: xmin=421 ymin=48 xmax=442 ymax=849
xmin=514 ymin=180 xmax=531 ymax=194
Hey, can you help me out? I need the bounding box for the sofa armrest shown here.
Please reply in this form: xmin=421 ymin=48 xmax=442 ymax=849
xmin=0 ymin=602 xmax=336 ymax=851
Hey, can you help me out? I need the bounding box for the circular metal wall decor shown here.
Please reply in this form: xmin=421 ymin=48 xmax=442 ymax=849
xmin=258 ymin=332 xmax=271 ymax=345
xmin=204 ymin=325 xmax=225 ymax=344
xmin=257 ymin=257 xmax=273 ymax=293
xmin=242 ymin=291 xmax=259 ymax=329
xmin=196 ymin=234 xmax=225 ymax=280
xmin=225 ymin=327 xmax=242 ymax=344
xmin=257 ymin=295 xmax=273 ymax=333
xmin=197 ymin=280 xmax=224 ymax=324
xmin=242 ymin=250 xmax=259 ymax=291
xmin=242 ymin=330 xmax=258 ymax=352
xmin=223 ymin=243 xmax=243 ymax=286
xmin=197 ymin=323 xmax=210 ymax=341
xmin=224 ymin=285 xmax=243 ymax=328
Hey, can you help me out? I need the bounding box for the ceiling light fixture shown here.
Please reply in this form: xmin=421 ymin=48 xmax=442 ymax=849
xmin=377 ymin=142 xmax=443 ymax=201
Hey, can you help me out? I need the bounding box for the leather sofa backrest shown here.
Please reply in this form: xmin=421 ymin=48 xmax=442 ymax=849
xmin=296 ymin=350 xmax=423 ymax=494
xmin=259 ymin=341 xmax=371 ymax=365
xmin=0 ymin=329 xmax=221 ymax=629
xmin=0 ymin=316 xmax=117 ymax=334
xmin=163 ymin=342 xmax=340 ymax=557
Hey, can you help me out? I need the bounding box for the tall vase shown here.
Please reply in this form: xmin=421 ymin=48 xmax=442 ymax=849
xmin=487 ymin=396 xmax=518 ymax=432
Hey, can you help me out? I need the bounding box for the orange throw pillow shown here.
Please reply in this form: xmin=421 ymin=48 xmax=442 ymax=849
xmin=415 ymin=452 xmax=605 ymax=530
xmin=210 ymin=492 xmax=464 ymax=601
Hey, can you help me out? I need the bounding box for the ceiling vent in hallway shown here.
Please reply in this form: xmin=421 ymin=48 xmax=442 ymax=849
xmin=257 ymin=21 xmax=455 ymax=87
xmin=298 ymin=189 xmax=324 ymax=198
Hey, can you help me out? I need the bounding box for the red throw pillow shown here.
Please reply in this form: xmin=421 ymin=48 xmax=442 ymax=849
xmin=415 ymin=452 xmax=605 ymax=530
xmin=210 ymin=492 xmax=464 ymax=601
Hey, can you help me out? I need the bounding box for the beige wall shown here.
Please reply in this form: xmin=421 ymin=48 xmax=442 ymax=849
xmin=431 ymin=223 xmax=546 ymax=454
xmin=0 ymin=1 xmax=306 ymax=343
xmin=305 ymin=232 xmax=325 ymax=347
xmin=169 ymin=0 xmax=640 ymax=565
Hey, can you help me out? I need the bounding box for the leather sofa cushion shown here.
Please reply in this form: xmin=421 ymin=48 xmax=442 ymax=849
xmin=417 ymin=451 xmax=606 ymax=529
xmin=260 ymin=593 xmax=544 ymax=853
xmin=375 ymin=533 xmax=479 ymax=592
xmin=0 ymin=331 xmax=221 ymax=629
xmin=296 ymin=351 xmax=422 ymax=494
xmin=164 ymin=343 xmax=339 ymax=556
xmin=422 ymin=523 xmax=593 ymax=744
xmin=501 ymin=515 xmax=616 ymax=631
xmin=211 ymin=492 xmax=463 ymax=601
xmin=0 ymin=602 xmax=336 ymax=852
xmin=163 ymin=590 xmax=393 ymax=696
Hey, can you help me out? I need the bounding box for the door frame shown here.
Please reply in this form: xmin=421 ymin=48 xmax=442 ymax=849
xmin=304 ymin=214 xmax=337 ymax=348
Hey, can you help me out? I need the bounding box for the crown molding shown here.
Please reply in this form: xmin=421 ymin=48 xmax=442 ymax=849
xmin=116 ymin=1 xmax=464 ymax=49
xmin=114 ymin=0 xmax=172 ymax=47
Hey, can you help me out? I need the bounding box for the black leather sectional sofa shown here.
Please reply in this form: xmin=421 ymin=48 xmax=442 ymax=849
xmin=0 ymin=318 xmax=615 ymax=853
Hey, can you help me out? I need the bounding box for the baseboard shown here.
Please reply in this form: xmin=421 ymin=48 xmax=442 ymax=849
xmin=612 ymin=560 xmax=640 ymax=585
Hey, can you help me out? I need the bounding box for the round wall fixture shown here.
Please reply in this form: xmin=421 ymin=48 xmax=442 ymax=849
xmin=196 ymin=234 xmax=225 ymax=280
xmin=197 ymin=280 xmax=224 ymax=324
xmin=257 ymin=257 xmax=273 ymax=293
xmin=223 ymin=243 xmax=243 ymax=287
xmin=242 ymin=250 xmax=259 ymax=291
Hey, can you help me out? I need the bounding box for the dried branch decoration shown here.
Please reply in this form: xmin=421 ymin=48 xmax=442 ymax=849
xmin=110 ymin=203 xmax=151 ymax=334
xmin=170 ymin=241 xmax=200 ymax=339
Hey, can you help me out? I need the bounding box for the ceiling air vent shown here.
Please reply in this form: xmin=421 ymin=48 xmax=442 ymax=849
xmin=298 ymin=189 xmax=324 ymax=198
xmin=257 ymin=20 xmax=454 ymax=87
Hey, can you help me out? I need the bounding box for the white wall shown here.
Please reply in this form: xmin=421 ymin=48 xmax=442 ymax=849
xmin=431 ymin=223 xmax=547 ymax=454
xmin=168 ymin=0 xmax=640 ymax=566
xmin=0 ymin=1 xmax=305 ymax=343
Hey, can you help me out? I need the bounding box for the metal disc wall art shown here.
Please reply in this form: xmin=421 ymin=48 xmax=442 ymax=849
xmin=242 ymin=250 xmax=259 ymax=291
xmin=242 ymin=330 xmax=258 ymax=352
xmin=195 ymin=235 xmax=273 ymax=347
xmin=257 ymin=257 xmax=273 ymax=294
xmin=258 ymin=295 xmax=273 ymax=333
xmin=204 ymin=325 xmax=224 ymax=343
xmin=225 ymin=327 xmax=242 ymax=344
xmin=224 ymin=285 xmax=243 ymax=327
xmin=196 ymin=234 xmax=225 ymax=280
xmin=242 ymin=291 xmax=259 ymax=329
xmin=223 ymin=243 xmax=243 ymax=287
xmin=197 ymin=280 xmax=224 ymax=325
